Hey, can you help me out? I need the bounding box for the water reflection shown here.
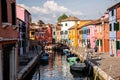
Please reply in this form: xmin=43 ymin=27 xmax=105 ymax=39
xmin=31 ymin=50 xmax=91 ymax=80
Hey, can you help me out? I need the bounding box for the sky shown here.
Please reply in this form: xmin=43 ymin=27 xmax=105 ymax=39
xmin=16 ymin=0 xmax=120 ymax=24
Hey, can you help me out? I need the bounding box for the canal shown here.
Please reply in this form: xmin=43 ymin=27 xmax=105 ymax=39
xmin=30 ymin=50 xmax=93 ymax=80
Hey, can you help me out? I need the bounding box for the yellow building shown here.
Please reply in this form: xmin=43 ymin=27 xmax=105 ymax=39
xmin=68 ymin=21 xmax=79 ymax=47
xmin=68 ymin=20 xmax=92 ymax=47
xmin=77 ymin=20 xmax=92 ymax=47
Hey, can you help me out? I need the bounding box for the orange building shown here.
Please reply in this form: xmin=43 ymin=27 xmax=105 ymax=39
xmin=116 ymin=4 xmax=120 ymax=57
xmin=56 ymin=24 xmax=61 ymax=43
xmin=95 ymin=13 xmax=109 ymax=53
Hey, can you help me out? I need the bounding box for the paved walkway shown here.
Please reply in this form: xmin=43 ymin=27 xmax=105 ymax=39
xmin=70 ymin=47 xmax=120 ymax=80
xmin=97 ymin=53 xmax=120 ymax=80
xmin=18 ymin=50 xmax=39 ymax=72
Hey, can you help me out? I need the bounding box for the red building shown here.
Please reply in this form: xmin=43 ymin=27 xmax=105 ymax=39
xmin=0 ymin=0 xmax=18 ymax=80
xmin=37 ymin=24 xmax=53 ymax=44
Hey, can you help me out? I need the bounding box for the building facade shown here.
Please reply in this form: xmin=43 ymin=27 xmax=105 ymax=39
xmin=116 ymin=3 xmax=120 ymax=57
xmin=0 ymin=0 xmax=18 ymax=80
xmin=60 ymin=16 xmax=80 ymax=44
xmin=107 ymin=2 xmax=120 ymax=57
xmin=16 ymin=5 xmax=31 ymax=55
xmin=77 ymin=20 xmax=92 ymax=47
xmin=56 ymin=24 xmax=61 ymax=43
xmin=95 ymin=13 xmax=109 ymax=53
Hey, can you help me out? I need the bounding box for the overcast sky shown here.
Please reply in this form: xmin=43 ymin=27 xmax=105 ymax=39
xmin=16 ymin=0 xmax=120 ymax=24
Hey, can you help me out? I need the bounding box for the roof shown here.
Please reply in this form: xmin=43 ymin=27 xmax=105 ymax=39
xmin=80 ymin=18 xmax=109 ymax=29
xmin=62 ymin=16 xmax=80 ymax=22
xmin=107 ymin=2 xmax=120 ymax=10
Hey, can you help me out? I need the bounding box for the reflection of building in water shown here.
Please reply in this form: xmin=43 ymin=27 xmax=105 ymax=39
xmin=56 ymin=53 xmax=62 ymax=68
xmin=48 ymin=52 xmax=54 ymax=71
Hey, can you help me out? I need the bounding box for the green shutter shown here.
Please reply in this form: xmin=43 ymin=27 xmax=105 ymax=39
xmin=116 ymin=41 xmax=119 ymax=49
xmin=96 ymin=40 xmax=98 ymax=46
xmin=116 ymin=22 xmax=119 ymax=31
xmin=114 ymin=23 xmax=116 ymax=31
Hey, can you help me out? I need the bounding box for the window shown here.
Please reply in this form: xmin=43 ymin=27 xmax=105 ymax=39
xmin=110 ymin=24 xmax=112 ymax=31
xmin=31 ymin=32 xmax=35 ymax=35
xmin=53 ymin=32 xmax=55 ymax=35
xmin=1 ymin=0 xmax=8 ymax=22
xmin=96 ymin=40 xmax=99 ymax=46
xmin=111 ymin=10 xmax=114 ymax=16
xmin=65 ymin=30 xmax=68 ymax=34
xmin=22 ymin=34 xmax=26 ymax=39
xmin=65 ymin=23 xmax=67 ymax=26
xmin=41 ymin=33 xmax=44 ymax=37
xmin=11 ymin=3 xmax=16 ymax=25
xmin=22 ymin=23 xmax=26 ymax=32
xmin=114 ymin=22 xmax=119 ymax=31
xmin=116 ymin=41 xmax=120 ymax=49
xmin=114 ymin=23 xmax=116 ymax=31
xmin=60 ymin=31 xmax=63 ymax=35
xmin=60 ymin=24 xmax=63 ymax=26
xmin=87 ymin=29 xmax=90 ymax=34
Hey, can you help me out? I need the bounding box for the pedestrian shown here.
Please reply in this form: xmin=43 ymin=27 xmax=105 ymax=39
xmin=94 ymin=45 xmax=98 ymax=52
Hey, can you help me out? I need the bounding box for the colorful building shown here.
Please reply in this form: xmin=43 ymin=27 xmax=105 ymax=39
xmin=95 ymin=13 xmax=109 ymax=53
xmin=35 ymin=23 xmax=52 ymax=44
xmin=0 ymin=0 xmax=18 ymax=80
xmin=81 ymin=20 xmax=97 ymax=49
xmin=16 ymin=5 xmax=31 ymax=55
xmin=60 ymin=16 xmax=80 ymax=44
xmin=116 ymin=3 xmax=120 ymax=57
xmin=56 ymin=24 xmax=61 ymax=43
xmin=68 ymin=21 xmax=79 ymax=47
xmin=77 ymin=20 xmax=92 ymax=47
xmin=107 ymin=2 xmax=120 ymax=57
xmin=52 ymin=24 xmax=57 ymax=44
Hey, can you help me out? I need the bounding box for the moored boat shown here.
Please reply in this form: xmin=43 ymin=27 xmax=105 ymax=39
xmin=40 ymin=51 xmax=49 ymax=62
xmin=70 ymin=63 xmax=86 ymax=72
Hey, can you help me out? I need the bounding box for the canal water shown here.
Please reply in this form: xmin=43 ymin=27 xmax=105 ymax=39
xmin=31 ymin=50 xmax=93 ymax=80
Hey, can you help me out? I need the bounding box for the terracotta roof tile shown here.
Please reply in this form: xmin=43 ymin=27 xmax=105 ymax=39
xmin=62 ymin=16 xmax=80 ymax=22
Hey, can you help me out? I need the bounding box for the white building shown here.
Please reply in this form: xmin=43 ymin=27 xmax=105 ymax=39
xmin=60 ymin=16 xmax=80 ymax=43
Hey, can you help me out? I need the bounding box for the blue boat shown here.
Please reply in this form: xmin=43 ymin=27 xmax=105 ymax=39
xmin=40 ymin=51 xmax=49 ymax=62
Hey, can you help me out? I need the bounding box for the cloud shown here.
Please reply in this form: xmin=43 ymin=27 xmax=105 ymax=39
xmin=43 ymin=1 xmax=68 ymax=12
xmin=18 ymin=1 xmax=83 ymax=23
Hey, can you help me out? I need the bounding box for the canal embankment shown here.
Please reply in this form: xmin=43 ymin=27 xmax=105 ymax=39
xmin=70 ymin=47 xmax=120 ymax=80
xmin=18 ymin=51 xmax=41 ymax=80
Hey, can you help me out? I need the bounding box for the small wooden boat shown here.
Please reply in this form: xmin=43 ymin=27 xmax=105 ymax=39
xmin=70 ymin=63 xmax=86 ymax=72
xmin=40 ymin=52 xmax=49 ymax=61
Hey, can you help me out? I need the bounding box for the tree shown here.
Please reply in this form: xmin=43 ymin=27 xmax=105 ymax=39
xmin=57 ymin=14 xmax=68 ymax=22
xmin=37 ymin=20 xmax=45 ymax=25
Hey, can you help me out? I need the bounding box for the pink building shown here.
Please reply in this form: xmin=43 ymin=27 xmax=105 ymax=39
xmin=16 ymin=5 xmax=31 ymax=55
xmin=86 ymin=21 xmax=97 ymax=49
